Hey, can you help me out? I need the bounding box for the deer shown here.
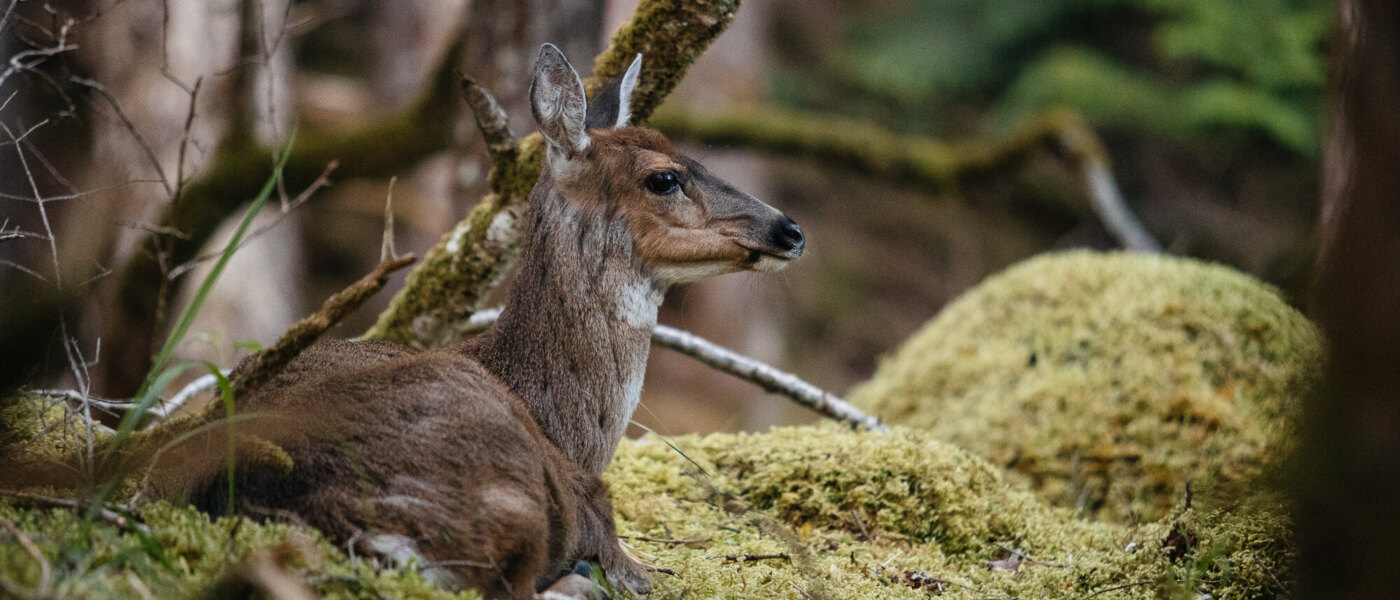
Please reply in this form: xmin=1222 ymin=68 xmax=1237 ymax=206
xmin=138 ymin=44 xmax=805 ymax=599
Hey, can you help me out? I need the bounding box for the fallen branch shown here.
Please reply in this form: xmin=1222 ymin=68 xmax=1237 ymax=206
xmin=227 ymin=253 xmax=416 ymax=396
xmin=707 ymin=553 xmax=791 ymax=564
xmin=463 ymin=307 xmax=887 ymax=431
xmin=0 ymin=489 xmax=149 ymax=534
xmin=651 ymin=106 xmax=1160 ymax=252
xmin=623 ymin=535 xmax=712 ymax=546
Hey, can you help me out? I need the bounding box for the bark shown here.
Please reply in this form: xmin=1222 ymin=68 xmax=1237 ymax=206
xmin=1297 ymin=1 xmax=1400 ymax=597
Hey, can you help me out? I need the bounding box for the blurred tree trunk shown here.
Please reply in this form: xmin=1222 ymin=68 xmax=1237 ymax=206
xmin=1298 ymin=1 xmax=1400 ymax=597
xmin=91 ymin=0 xmax=603 ymax=397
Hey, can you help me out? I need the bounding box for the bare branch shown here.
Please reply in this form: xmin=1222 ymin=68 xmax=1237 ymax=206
xmin=0 ymin=490 xmax=149 ymax=534
xmin=381 ymin=176 xmax=398 ymax=261
xmin=653 ymin=106 xmax=1161 ymax=252
xmin=0 ymin=42 xmax=78 ymax=91
xmin=2 ymin=121 xmax=62 ymax=287
xmin=462 ymin=308 xmax=887 ymax=431
xmin=458 ymin=72 xmax=517 ymax=160
xmin=1081 ymin=158 xmax=1159 ymax=252
xmin=228 ymin=253 xmax=417 ymax=395
xmin=166 ymin=161 xmax=337 ymax=280
xmin=70 ymin=76 xmax=174 ymax=195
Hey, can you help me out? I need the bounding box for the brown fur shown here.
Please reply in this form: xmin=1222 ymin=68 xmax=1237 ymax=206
xmin=146 ymin=45 xmax=802 ymax=600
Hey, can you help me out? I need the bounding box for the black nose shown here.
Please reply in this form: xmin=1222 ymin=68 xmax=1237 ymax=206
xmin=771 ymin=217 xmax=804 ymax=253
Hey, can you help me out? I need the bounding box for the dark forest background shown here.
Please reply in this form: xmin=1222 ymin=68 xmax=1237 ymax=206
xmin=0 ymin=0 xmax=1330 ymax=434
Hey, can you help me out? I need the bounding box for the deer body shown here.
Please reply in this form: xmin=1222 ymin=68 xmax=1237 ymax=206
xmin=153 ymin=45 xmax=802 ymax=600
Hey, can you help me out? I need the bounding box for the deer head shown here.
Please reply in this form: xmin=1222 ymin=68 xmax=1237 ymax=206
xmin=530 ymin=43 xmax=805 ymax=287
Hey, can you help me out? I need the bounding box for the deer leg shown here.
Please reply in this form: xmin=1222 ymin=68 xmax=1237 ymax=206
xmin=571 ymin=475 xmax=653 ymax=595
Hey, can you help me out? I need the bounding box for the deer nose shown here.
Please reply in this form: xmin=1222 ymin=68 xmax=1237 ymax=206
xmin=771 ymin=217 xmax=804 ymax=254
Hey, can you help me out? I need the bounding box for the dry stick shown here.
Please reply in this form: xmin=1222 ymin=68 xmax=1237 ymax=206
xmin=227 ymin=253 xmax=416 ymax=395
xmin=462 ymin=307 xmax=886 ymax=431
xmin=0 ymin=515 xmax=50 ymax=597
xmin=167 ymin=161 xmax=339 ymax=280
xmin=624 ymin=535 xmax=712 ymax=546
xmin=69 ymin=76 xmax=173 ymax=196
xmin=0 ymin=489 xmax=149 ymax=534
xmin=652 ymin=106 xmax=1161 ymax=253
xmin=707 ymin=553 xmax=791 ymax=563
xmin=1080 ymin=580 xmax=1155 ymax=599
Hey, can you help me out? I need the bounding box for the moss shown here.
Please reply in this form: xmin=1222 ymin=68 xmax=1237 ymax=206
xmin=650 ymin=106 xmax=1107 ymax=219
xmin=0 ymin=423 xmax=1290 ymax=598
xmin=602 ymin=425 xmax=1291 ymax=599
xmin=0 ymin=501 xmax=478 ymax=599
xmin=1 ymin=392 xmax=103 ymax=464
xmin=848 ymin=251 xmax=1323 ymax=521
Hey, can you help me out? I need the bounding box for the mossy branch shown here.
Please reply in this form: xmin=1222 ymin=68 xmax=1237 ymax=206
xmin=365 ymin=0 xmax=744 ymax=347
xmin=227 ymin=254 xmax=416 ymax=396
xmin=650 ymin=105 xmax=1159 ymax=250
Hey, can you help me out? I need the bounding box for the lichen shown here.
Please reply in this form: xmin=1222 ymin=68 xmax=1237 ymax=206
xmin=848 ymin=250 xmax=1323 ymax=522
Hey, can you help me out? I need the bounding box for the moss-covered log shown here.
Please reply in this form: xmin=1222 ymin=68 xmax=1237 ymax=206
xmin=650 ymin=105 xmax=1111 ymax=219
xmin=365 ymin=0 xmax=743 ymax=347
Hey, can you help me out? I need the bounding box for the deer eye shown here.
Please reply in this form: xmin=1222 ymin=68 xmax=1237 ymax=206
xmin=644 ymin=171 xmax=681 ymax=195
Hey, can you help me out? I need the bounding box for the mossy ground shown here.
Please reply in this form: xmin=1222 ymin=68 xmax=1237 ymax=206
xmin=0 ymin=251 xmax=1304 ymax=598
xmin=0 ymin=422 xmax=1291 ymax=599
xmin=849 ymin=251 xmax=1321 ymax=522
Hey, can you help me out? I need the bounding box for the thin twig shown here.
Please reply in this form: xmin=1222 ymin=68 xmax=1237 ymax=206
xmin=1250 ymin=552 xmax=1289 ymax=597
xmin=2 ymin=121 xmax=62 ymax=287
xmin=1080 ymin=580 xmax=1155 ymax=599
xmin=0 ymin=489 xmax=150 ymax=534
xmin=462 ymin=307 xmax=885 ymax=431
xmin=227 ymin=253 xmax=417 ymax=395
xmin=170 ymin=77 xmax=203 ymax=210
xmin=623 ymin=535 xmax=712 ymax=546
xmin=382 ymin=176 xmax=398 ymax=261
xmin=707 ymin=553 xmax=790 ymax=563
xmin=1081 ymin=157 xmax=1160 ymax=252
xmin=69 ymin=76 xmax=173 ymax=196
xmin=167 ymin=161 xmax=338 ymax=280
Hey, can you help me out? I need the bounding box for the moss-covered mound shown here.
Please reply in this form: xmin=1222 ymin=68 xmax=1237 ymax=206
xmin=604 ymin=425 xmax=1290 ymax=599
xmin=848 ymin=250 xmax=1322 ymax=521
xmin=0 ymin=425 xmax=1292 ymax=599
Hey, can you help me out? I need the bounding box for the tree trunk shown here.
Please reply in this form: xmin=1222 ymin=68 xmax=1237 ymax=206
xmin=1298 ymin=1 xmax=1400 ymax=597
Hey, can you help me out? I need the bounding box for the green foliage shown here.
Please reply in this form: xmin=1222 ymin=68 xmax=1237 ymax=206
xmin=814 ymin=0 xmax=1329 ymax=154
xmin=849 ymin=251 xmax=1323 ymax=522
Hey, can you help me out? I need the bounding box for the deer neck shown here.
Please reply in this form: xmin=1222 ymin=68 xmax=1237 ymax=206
xmin=465 ymin=183 xmax=664 ymax=475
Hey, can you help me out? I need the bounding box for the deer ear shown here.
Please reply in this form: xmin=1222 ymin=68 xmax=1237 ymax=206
xmin=530 ymin=43 xmax=590 ymax=160
xmin=585 ymin=53 xmax=643 ymax=130
xmin=613 ymin=54 xmax=642 ymax=128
